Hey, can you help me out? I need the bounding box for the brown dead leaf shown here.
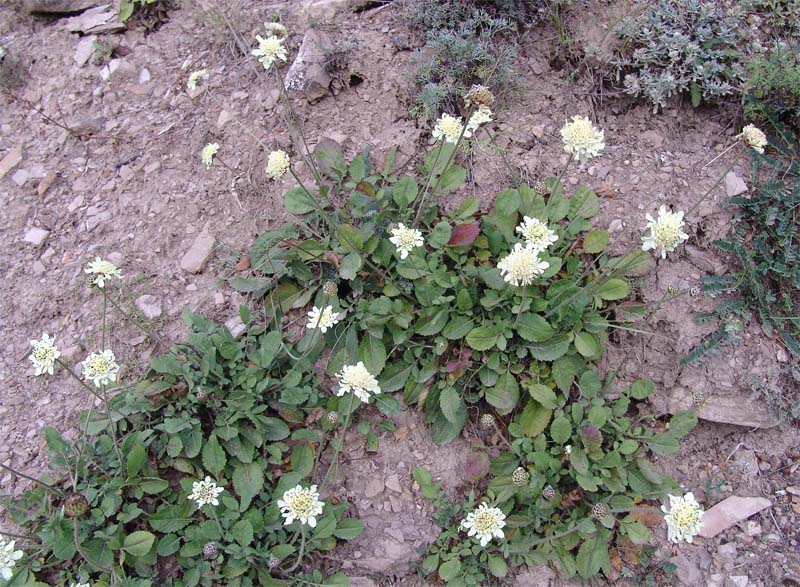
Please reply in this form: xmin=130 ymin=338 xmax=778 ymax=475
xmin=235 ymin=255 xmax=251 ymax=272
xmin=305 ymin=407 xmax=326 ymax=424
xmin=594 ymin=180 xmax=620 ymax=198
xmin=631 ymin=505 xmax=663 ymax=527
xmin=323 ymin=250 xmax=341 ymax=268
xmin=608 ymin=549 xmax=622 ymax=581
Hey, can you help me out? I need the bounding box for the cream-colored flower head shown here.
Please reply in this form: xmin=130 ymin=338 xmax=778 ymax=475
xmin=460 ymin=503 xmax=506 ymax=547
xmin=497 ymin=243 xmax=549 ymax=287
xmin=266 ymin=150 xmax=290 ymax=179
xmin=515 ymin=216 xmax=558 ymax=253
xmin=82 ymin=350 xmax=119 ymax=388
xmin=641 ymin=205 xmax=689 ymax=259
xmin=661 ymin=492 xmax=704 ymax=543
xmin=564 ymin=444 xmax=572 ymax=455
xmin=188 ymin=476 xmax=224 ymax=508
xmin=278 ymin=484 xmax=324 ymax=528
xmin=29 ymin=333 xmax=60 ymax=376
xmin=0 ymin=538 xmax=24 ymax=581
xmin=187 ymin=69 xmax=209 ymax=92
xmin=307 ymin=305 xmax=341 ymax=333
xmin=264 ymin=22 xmax=288 ymax=38
xmin=740 ymin=124 xmax=767 ymax=154
xmin=252 ymin=35 xmax=288 ymax=70
xmin=466 ymin=106 xmax=493 ymax=133
xmin=335 ymin=361 xmax=381 ymax=403
xmin=201 ymin=143 xmax=219 ymax=170
xmin=561 ymin=115 xmax=605 ymax=163
xmin=85 ymin=257 xmax=122 ymax=288
xmin=433 ymin=113 xmax=471 ymax=144
xmin=389 ymin=223 xmax=424 ymax=259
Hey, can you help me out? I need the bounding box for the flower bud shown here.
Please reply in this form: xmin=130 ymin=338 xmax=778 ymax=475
xmin=512 ymin=467 xmax=530 ymax=486
xmin=479 ymin=413 xmax=495 ymax=430
xmin=63 ymin=493 xmax=89 ymax=518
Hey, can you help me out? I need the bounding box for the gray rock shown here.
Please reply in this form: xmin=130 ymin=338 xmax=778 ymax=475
xmin=65 ymin=5 xmax=125 ymax=34
xmin=684 ymin=245 xmax=727 ymax=275
xmin=285 ymin=29 xmax=332 ymax=103
xmin=724 ymin=172 xmax=748 ymax=197
xmin=24 ymin=0 xmax=96 ymax=13
xmin=23 ymin=227 xmax=50 ymax=246
xmin=11 ymin=169 xmax=29 ymax=186
xmin=0 ymin=145 xmax=23 ymax=180
xmin=349 ymin=578 xmax=378 ymax=587
xmin=135 ymin=295 xmax=162 ymax=320
xmin=727 ymin=577 xmax=749 ymax=587
xmin=364 ymin=477 xmax=384 ymax=498
xmin=139 ymin=67 xmax=151 ymax=84
xmin=107 ymin=58 xmax=136 ymax=82
xmin=86 ymin=209 xmax=112 ymax=231
xmin=699 ymin=496 xmax=772 ymax=538
xmin=180 ymin=233 xmax=216 ymax=273
xmin=385 ymin=474 xmax=402 ymax=493
xmin=708 ymin=575 xmax=725 ymax=587
xmin=608 ymin=219 xmax=623 ymax=232
xmin=74 ymin=35 xmax=96 ymax=66
xmin=224 ymin=315 xmax=246 ymax=339
xmin=670 ymin=555 xmax=703 ymax=587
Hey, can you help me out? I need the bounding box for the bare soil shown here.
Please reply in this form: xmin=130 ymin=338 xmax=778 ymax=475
xmin=1 ymin=0 xmax=798 ymax=585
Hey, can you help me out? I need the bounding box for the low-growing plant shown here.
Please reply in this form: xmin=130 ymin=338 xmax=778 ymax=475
xmin=744 ymin=41 xmax=800 ymax=130
xmin=614 ymin=0 xmax=746 ymax=111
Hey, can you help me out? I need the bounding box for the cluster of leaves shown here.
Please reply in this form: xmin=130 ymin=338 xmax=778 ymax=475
xmin=743 ymin=0 xmax=800 ymax=38
xmin=744 ymin=41 xmax=800 ymax=131
xmin=614 ymin=0 xmax=747 ymax=111
xmin=3 ymin=309 xmax=363 ymax=587
xmin=688 ymin=118 xmax=800 ymax=364
xmin=419 ymin=377 xmax=697 ymax=584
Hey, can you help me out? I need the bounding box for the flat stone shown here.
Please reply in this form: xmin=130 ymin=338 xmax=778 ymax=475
xmin=74 ymin=35 xmax=96 ymax=66
xmin=107 ymin=58 xmax=136 ymax=82
xmin=699 ymin=496 xmax=772 ymax=538
xmin=786 ymin=486 xmax=800 ymax=496
xmin=24 ymin=0 xmax=96 ymax=13
xmin=11 ymin=169 xmax=29 ymax=186
xmin=684 ymin=245 xmax=727 ymax=275
xmin=727 ymin=577 xmax=749 ymax=587
xmin=138 ymin=67 xmax=151 ymax=84
xmin=724 ymin=172 xmax=748 ymax=197
xmin=285 ymin=29 xmax=332 ymax=103
xmin=670 ymin=555 xmax=703 ymax=587
xmin=385 ymin=474 xmax=402 ymax=493
xmin=38 ymin=171 xmax=58 ymax=196
xmin=224 ymin=315 xmax=246 ymax=339
xmin=608 ymin=219 xmax=623 ymax=232
xmin=349 ymin=578 xmax=378 ymax=587
xmin=180 ymin=232 xmax=216 ymax=273
xmin=135 ymin=294 xmax=162 ymax=320
xmin=0 ymin=145 xmax=23 ymax=180
xmin=708 ymin=575 xmax=725 ymax=587
xmin=23 ymin=227 xmax=50 ymax=246
xmin=65 ymin=4 xmax=125 ymax=34
xmin=364 ymin=477 xmax=384 ymax=498
xmin=86 ymin=210 xmax=112 ymax=231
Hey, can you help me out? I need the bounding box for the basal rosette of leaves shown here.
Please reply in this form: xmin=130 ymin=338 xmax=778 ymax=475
xmin=3 ymin=308 xmax=363 ymax=587
xmin=245 ymin=139 xmax=653 ymax=444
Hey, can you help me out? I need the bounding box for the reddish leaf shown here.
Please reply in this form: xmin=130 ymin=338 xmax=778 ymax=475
xmin=445 ymin=358 xmax=473 ymax=373
xmin=447 ymin=223 xmax=481 ymax=247
xmin=356 ymin=181 xmax=376 ymax=197
xmin=465 ymin=451 xmax=490 ymax=482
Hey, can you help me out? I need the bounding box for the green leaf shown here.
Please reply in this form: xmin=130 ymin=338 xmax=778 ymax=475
xmin=126 ymin=444 xmax=146 ymax=477
xmin=552 ymin=356 xmax=576 ymax=392
xmin=123 ymin=531 xmax=155 ymax=557
xmin=337 ymin=224 xmax=363 ymax=253
xmin=439 ymin=387 xmax=464 ymax=423
xmin=668 ymin=411 xmax=698 ymax=438
xmin=358 ymin=335 xmax=386 ymax=375
xmin=437 ymin=166 xmax=466 ymax=193
xmin=290 ymin=444 xmax=314 ymax=477
xmin=322 ymin=574 xmax=350 ymax=587
xmin=516 ymin=313 xmax=555 ymax=342
xmin=690 ymin=82 xmax=701 ymax=108
xmin=550 ymin=416 xmax=572 ymax=444
xmin=618 ymin=439 xmax=639 ymax=455
xmin=495 ymin=188 xmax=521 ymax=215
xmin=333 ymin=518 xmax=365 ymax=540
xmin=149 ymin=505 xmax=193 ymax=533
xmin=574 ymin=332 xmax=601 ymax=358
xmin=583 ymin=230 xmax=609 ymax=254
xmin=379 ymin=363 xmax=412 ymax=392
xmin=647 ymin=434 xmax=680 ymax=456
xmin=628 ymin=379 xmax=655 ymax=399
xmin=284 ymin=187 xmax=318 ymax=214
xmin=339 ymin=252 xmax=362 ymax=280
xmin=393 ymin=176 xmax=418 ymax=207
xmin=415 ymin=307 xmax=449 ymax=336
xmin=156 ymin=534 xmax=181 ymax=557
xmin=576 ymin=473 xmax=598 ymax=491
xmin=527 ymin=383 xmax=559 ymax=409
xmin=439 ymin=559 xmax=462 ymax=582
xmin=466 ymin=326 xmax=499 ymax=351
xmin=442 ymin=316 xmax=474 ymax=340
xmin=579 ymin=371 xmax=602 ymax=397
xmin=625 ymin=521 xmax=651 ymax=545
xmin=569 ymin=185 xmax=600 ymax=219
xmin=519 ymin=400 xmax=552 ymax=437
xmin=527 ymin=334 xmax=570 ymax=361
xmin=118 ymin=0 xmax=134 ymax=21
xmin=488 ymin=555 xmax=508 ymax=578
xmin=232 ymin=519 xmax=254 ymax=546
xmin=202 ymin=434 xmax=226 ymax=476
xmin=594 ymin=278 xmax=630 ymax=300
xmin=486 ymin=372 xmax=520 ymax=415
xmin=575 ymin=533 xmax=611 ymax=578
xmin=233 ymin=462 xmax=264 ymax=511
xmin=429 ymin=221 xmax=452 ymax=248
xmin=349 ymin=155 xmax=366 ymax=181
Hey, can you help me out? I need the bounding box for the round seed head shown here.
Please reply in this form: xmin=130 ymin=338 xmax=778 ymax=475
xmin=542 ymin=485 xmax=556 ymax=499
xmin=202 ymin=542 xmax=218 ymax=558
xmin=532 ymin=180 xmax=548 ymax=196
xmin=327 ymin=411 xmax=339 ymax=424
xmin=269 ymin=555 xmax=279 ymax=570
xmin=592 ymin=503 xmax=609 ymax=520
xmin=479 ymin=413 xmax=495 ymax=430
xmin=322 ymin=281 xmax=338 ymax=296
xmin=692 ymin=390 xmax=705 ymax=406
xmin=512 ymin=467 xmax=530 ymax=486
xmin=689 ymin=285 xmax=702 ymax=298
xmin=464 ymin=84 xmax=495 ymax=108
xmin=63 ymin=493 xmax=90 ymax=518
xmin=667 ymin=284 xmax=679 ymax=295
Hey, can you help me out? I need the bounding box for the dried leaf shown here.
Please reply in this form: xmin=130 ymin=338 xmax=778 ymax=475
xmin=594 ymin=180 xmax=619 ymax=198
xmin=235 ymin=255 xmax=251 ymax=272
xmin=631 ymin=505 xmax=663 ymax=527
xmin=447 ymin=223 xmax=481 ymax=247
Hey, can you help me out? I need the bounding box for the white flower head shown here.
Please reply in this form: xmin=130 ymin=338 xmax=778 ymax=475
xmin=460 ymin=503 xmax=506 ymax=547
xmin=497 ymin=243 xmax=549 ymax=287
xmin=561 ymin=115 xmax=605 ymax=163
xmin=70 ymin=583 xmax=90 ymax=587
xmin=466 ymin=105 xmax=493 ymax=133
xmin=740 ymin=124 xmax=767 ymax=154
xmin=201 ymin=143 xmax=219 ymax=170
xmin=29 ymin=333 xmax=60 ymax=376
xmin=661 ymin=492 xmax=704 ymax=543
xmin=335 ymin=361 xmax=381 ymax=403
xmin=515 ymin=216 xmax=558 ymax=252
xmin=641 ymin=205 xmax=689 ymax=258
xmin=389 ymin=223 xmax=424 ymax=259
xmin=264 ymin=22 xmax=288 ymax=38
xmin=85 ymin=257 xmax=122 ymax=289
xmin=433 ymin=113 xmax=471 ymax=144
xmin=266 ymin=150 xmax=290 ymax=179
xmin=82 ymin=350 xmax=119 ymax=388
xmin=188 ymin=476 xmax=224 ymax=508
xmin=564 ymin=444 xmax=572 ymax=455
xmin=307 ymin=305 xmax=341 ymax=333
xmin=252 ymin=34 xmax=288 ymax=70
xmin=278 ymin=484 xmax=324 ymax=527
xmin=0 ymin=538 xmax=23 ymax=581
xmin=187 ymin=69 xmax=209 ymax=92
